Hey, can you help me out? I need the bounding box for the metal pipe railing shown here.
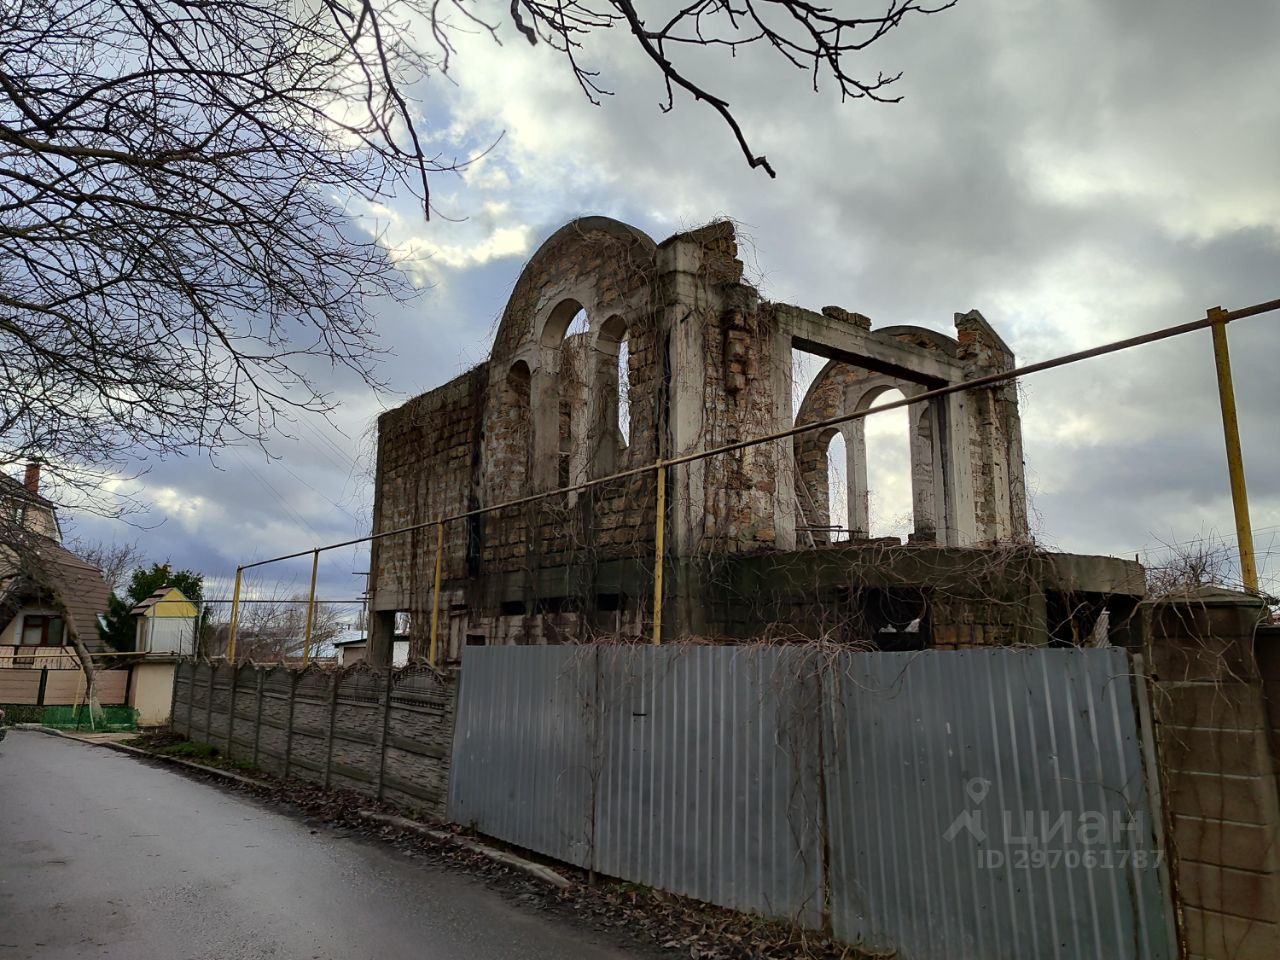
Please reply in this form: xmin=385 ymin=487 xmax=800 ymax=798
xmin=223 ymin=296 xmax=1279 ymax=659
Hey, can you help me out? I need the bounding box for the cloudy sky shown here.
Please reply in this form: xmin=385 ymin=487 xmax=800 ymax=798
xmin=63 ymin=0 xmax=1280 ymax=612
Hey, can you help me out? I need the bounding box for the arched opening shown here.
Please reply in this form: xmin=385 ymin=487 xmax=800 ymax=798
xmin=593 ymin=315 xmax=631 ymax=475
xmin=618 ymin=337 xmax=631 ymax=447
xmin=862 ymin=388 xmax=912 ymax=540
xmin=826 ymin=430 xmax=848 ymax=542
xmin=556 ymin=308 xmax=590 ymax=489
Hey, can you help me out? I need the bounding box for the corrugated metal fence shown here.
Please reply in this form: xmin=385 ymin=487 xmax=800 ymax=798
xmin=449 ymin=645 xmax=1176 ymax=960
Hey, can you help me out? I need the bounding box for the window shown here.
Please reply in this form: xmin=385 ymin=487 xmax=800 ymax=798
xmin=596 ymin=315 xmax=632 ymax=467
xmin=21 ymin=614 xmax=65 ymax=646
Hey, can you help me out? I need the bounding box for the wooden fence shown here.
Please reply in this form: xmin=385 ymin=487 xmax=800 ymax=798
xmin=0 ymin=667 xmax=129 ymax=705
xmin=172 ymin=660 xmax=457 ymax=819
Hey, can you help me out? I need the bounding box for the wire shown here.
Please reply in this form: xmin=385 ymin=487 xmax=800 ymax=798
xmin=235 ymin=295 xmax=1280 ymax=572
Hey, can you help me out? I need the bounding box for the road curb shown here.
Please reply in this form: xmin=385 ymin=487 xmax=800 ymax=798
xmin=20 ymin=728 xmax=573 ymax=892
xmin=357 ymin=810 xmax=573 ymax=890
xmin=22 ymin=726 xmax=263 ymax=787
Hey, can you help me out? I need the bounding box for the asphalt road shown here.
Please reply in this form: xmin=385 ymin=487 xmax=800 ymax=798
xmin=0 ymin=731 xmax=641 ymax=960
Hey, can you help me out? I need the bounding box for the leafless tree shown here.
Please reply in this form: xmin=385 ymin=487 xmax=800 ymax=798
xmin=500 ymin=0 xmax=956 ymax=176
xmin=2 ymin=0 xmax=951 ymax=509
xmin=65 ymin=538 xmax=144 ymax=595
xmin=1145 ymin=539 xmax=1234 ymax=597
xmin=204 ymin=587 xmax=348 ymax=662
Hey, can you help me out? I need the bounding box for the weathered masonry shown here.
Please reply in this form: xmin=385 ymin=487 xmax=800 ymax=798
xmin=367 ymin=217 xmax=1141 ymax=661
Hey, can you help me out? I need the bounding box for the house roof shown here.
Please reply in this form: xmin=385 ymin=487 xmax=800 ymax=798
xmin=333 ymin=636 xmax=369 ymax=647
xmin=0 ymin=537 xmax=111 ymax=642
xmin=0 ymin=472 xmax=54 ymax=508
xmin=130 ymin=585 xmax=197 ymax=617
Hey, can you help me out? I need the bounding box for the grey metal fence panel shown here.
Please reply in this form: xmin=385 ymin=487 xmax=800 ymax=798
xmin=592 ymin=645 xmax=824 ymax=928
xmin=823 ymin=648 xmax=1176 ymax=960
xmin=448 ymin=645 xmax=1173 ymax=959
xmin=447 ymin=645 xmax=597 ymax=868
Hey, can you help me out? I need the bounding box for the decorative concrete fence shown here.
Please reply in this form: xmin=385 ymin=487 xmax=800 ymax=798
xmin=172 ymin=660 xmax=456 ymax=818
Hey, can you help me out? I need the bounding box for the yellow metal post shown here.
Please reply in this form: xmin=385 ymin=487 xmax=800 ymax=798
xmin=227 ymin=567 xmax=244 ymax=663
xmin=428 ymin=517 xmax=445 ymax=665
xmin=302 ymin=549 xmax=319 ymax=664
xmin=1209 ymin=307 xmax=1259 ymax=592
xmin=652 ymin=461 xmax=666 ymax=645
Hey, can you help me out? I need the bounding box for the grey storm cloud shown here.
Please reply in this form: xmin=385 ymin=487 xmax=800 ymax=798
xmin=65 ymin=0 xmax=1280 ymax=595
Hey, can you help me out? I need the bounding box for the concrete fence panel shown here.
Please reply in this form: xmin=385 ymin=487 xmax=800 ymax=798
xmin=170 ymin=659 xmax=457 ymax=819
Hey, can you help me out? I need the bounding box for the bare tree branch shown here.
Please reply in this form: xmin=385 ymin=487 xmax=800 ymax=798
xmin=1 ymin=0 xmax=950 ymax=538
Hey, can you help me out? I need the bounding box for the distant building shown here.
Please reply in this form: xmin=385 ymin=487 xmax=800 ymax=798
xmin=334 ymin=635 xmax=408 ymax=668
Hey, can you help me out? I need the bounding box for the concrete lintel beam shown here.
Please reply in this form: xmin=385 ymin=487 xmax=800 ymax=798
xmin=777 ymin=303 xmax=960 ymax=386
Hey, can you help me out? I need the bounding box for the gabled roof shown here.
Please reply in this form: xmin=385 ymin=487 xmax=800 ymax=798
xmin=0 ymin=537 xmax=111 ymax=643
xmin=0 ymin=472 xmax=54 ymax=508
xmin=130 ymin=585 xmax=196 ymax=616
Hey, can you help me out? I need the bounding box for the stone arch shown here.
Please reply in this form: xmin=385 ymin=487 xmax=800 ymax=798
xmin=877 ymin=324 xmax=960 ymax=358
xmin=849 ymin=379 xmax=911 ymax=539
xmin=490 ymin=217 xmax=657 ymax=365
xmin=795 ymin=361 xmax=946 ymax=543
xmin=538 ymin=297 xmax=589 ymax=351
xmin=486 ymin=218 xmax=657 ymax=496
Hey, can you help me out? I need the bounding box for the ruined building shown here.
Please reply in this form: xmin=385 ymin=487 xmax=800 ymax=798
xmin=366 ymin=218 xmax=1143 ymax=662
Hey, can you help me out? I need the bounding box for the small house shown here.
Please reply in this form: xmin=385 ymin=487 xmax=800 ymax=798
xmin=130 ymin=586 xmax=199 ymax=656
xmin=126 ymin=586 xmax=199 ymax=726
xmin=335 ymin=635 xmax=408 ymax=668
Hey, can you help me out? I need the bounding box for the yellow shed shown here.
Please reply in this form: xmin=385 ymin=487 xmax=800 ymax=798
xmin=131 ymin=586 xmax=199 ymax=656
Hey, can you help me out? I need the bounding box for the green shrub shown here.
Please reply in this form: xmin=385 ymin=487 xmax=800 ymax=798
xmin=157 ymin=740 xmax=218 ymax=759
xmin=0 ymin=704 xmax=45 ymax=724
xmin=41 ymin=705 xmax=139 ymax=732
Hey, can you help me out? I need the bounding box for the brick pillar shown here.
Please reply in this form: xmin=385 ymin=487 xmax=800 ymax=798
xmin=1146 ymin=588 xmax=1280 ymax=960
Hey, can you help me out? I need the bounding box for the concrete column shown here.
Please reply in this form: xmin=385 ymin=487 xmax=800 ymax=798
xmin=844 ymin=420 xmax=869 ymax=539
xmin=530 ymin=359 xmax=561 ymax=492
xmin=940 ymin=391 xmax=976 ymax=546
xmin=663 ymin=264 xmax=706 ymax=560
xmin=366 ymin=610 xmax=396 ymax=668
xmin=907 ymin=394 xmax=941 ymax=542
xmin=585 ymin=347 xmax=618 ymax=478
xmin=566 ymin=352 xmax=591 ymax=502
xmin=769 ymin=323 xmax=797 ymax=552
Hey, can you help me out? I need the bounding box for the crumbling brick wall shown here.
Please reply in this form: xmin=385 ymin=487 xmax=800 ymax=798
xmin=956 ymin=311 xmax=1028 ymax=543
xmin=367 ymin=216 xmax=1035 ymax=653
xmin=371 ymin=366 xmax=486 ymax=638
xmin=1146 ymin=594 xmax=1280 ymax=960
